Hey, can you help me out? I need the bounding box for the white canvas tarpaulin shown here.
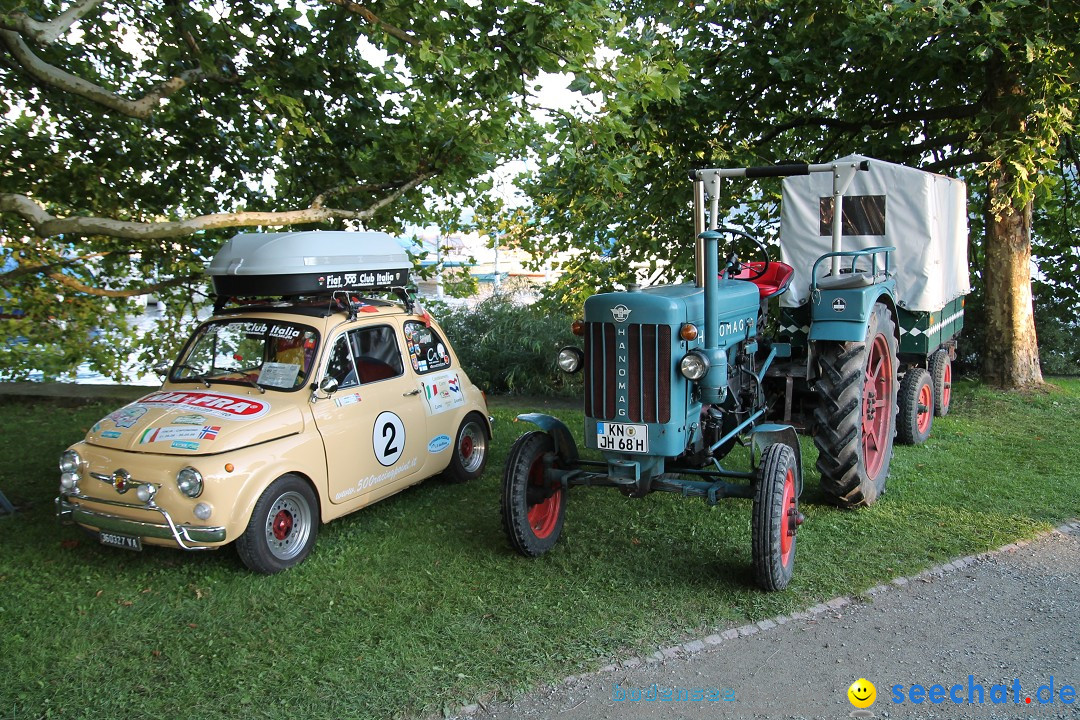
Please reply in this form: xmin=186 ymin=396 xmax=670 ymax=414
xmin=779 ymin=154 xmax=970 ymax=312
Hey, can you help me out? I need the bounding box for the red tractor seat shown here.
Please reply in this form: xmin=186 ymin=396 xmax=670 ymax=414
xmin=731 ymin=261 xmax=795 ymax=299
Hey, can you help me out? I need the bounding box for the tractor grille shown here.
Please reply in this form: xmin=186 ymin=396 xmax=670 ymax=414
xmin=583 ymin=322 xmax=671 ymax=423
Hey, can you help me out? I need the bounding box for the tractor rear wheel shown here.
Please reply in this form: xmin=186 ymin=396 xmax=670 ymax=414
xmin=897 ymin=367 xmax=933 ymax=445
xmin=929 ymin=350 xmax=952 ymax=417
xmin=813 ymin=302 xmax=898 ymax=507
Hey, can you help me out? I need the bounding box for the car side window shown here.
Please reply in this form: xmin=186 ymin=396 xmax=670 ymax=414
xmin=326 ymin=334 xmax=359 ymax=389
xmin=403 ymin=321 xmax=452 ymax=374
xmin=350 ymin=325 xmax=404 ymax=384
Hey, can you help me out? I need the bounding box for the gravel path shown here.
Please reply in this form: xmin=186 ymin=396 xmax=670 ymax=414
xmin=450 ymin=523 xmax=1080 ymax=720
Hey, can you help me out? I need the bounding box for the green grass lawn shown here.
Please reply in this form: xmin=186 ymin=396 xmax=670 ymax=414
xmin=1 ymin=380 xmax=1078 ymax=719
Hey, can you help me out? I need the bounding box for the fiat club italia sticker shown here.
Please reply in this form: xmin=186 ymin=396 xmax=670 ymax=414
xmin=137 ymin=391 xmax=270 ymax=420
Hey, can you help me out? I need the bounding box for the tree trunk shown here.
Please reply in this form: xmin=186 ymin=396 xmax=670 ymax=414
xmin=981 ymin=165 xmax=1044 ymax=388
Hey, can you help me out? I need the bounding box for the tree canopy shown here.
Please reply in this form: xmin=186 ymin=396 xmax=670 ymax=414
xmin=0 ymin=0 xmax=608 ymax=378
xmin=521 ymin=0 xmax=1079 ymax=387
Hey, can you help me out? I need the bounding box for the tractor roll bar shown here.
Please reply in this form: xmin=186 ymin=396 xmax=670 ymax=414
xmin=691 ymin=159 xmax=871 ymax=283
xmin=688 ymin=160 xmax=869 ymax=182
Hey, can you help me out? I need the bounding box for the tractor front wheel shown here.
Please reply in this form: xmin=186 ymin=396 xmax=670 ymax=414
xmin=897 ymin=367 xmax=933 ymax=445
xmin=501 ymin=431 xmax=566 ymax=557
xmin=813 ymin=302 xmax=899 ymax=507
xmin=752 ymin=443 xmax=800 ymax=591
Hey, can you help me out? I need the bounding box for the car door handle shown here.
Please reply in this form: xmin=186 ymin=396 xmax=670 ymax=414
xmin=402 ymin=389 xmax=420 ymax=397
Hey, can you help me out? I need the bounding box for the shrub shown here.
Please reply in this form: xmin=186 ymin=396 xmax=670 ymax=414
xmin=437 ymin=294 xmax=583 ymax=397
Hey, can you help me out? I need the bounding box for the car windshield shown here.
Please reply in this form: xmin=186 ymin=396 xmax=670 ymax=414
xmin=172 ymin=319 xmax=319 ymax=391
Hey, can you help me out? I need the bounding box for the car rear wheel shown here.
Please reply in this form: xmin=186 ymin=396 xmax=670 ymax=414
xmin=445 ymin=412 xmax=489 ymax=483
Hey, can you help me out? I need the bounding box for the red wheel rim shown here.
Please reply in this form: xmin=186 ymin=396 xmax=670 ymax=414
xmin=460 ymin=433 xmax=473 ymax=460
xmin=942 ymin=360 xmax=952 ymax=409
xmin=272 ymin=509 xmax=294 ymax=541
xmin=526 ymin=456 xmax=561 ymax=539
xmin=861 ymin=333 xmax=893 ymax=478
xmin=780 ymin=467 xmax=796 ymax=566
xmin=917 ymin=381 xmax=932 ymax=434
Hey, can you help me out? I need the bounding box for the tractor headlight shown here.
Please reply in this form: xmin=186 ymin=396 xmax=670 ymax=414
xmin=679 ymin=350 xmax=710 ymax=381
xmin=59 ymin=450 xmax=82 ymax=474
xmin=176 ymin=467 xmax=204 ymax=498
xmin=557 ymin=346 xmax=584 ymax=374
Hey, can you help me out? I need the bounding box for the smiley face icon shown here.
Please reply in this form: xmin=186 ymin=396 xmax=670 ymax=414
xmin=848 ymin=678 xmax=876 ymax=709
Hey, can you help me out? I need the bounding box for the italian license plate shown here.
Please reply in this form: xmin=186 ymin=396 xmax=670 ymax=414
xmin=99 ymin=531 xmax=142 ymax=551
xmin=596 ymin=422 xmax=649 ymax=453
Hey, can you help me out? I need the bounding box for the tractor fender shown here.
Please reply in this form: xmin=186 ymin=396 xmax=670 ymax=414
xmin=809 ymin=284 xmax=897 ymax=343
xmin=750 ymin=423 xmax=804 ymax=495
xmin=515 ymin=413 xmax=580 ymax=464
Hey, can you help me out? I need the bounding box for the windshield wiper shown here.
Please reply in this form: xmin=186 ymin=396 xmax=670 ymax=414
xmin=220 ymin=367 xmax=266 ymax=394
xmin=174 ymin=363 xmax=211 ymax=388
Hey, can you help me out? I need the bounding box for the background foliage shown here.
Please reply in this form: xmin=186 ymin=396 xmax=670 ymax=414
xmin=0 ymin=0 xmax=610 ymax=379
xmin=438 ymin=292 xmax=582 ymax=397
xmin=516 ymin=0 xmax=1079 ymax=379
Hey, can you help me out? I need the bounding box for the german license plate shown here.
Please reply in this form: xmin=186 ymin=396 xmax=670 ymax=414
xmin=596 ymin=422 xmax=649 ymax=453
xmin=99 ymin=531 xmax=142 ymax=551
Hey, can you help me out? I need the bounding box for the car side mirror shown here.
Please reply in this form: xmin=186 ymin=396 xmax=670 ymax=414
xmin=152 ymin=362 xmax=171 ymax=376
xmin=319 ymin=376 xmax=339 ymax=395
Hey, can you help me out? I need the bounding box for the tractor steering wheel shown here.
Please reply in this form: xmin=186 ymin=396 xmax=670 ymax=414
xmin=719 ymin=227 xmax=770 ymax=281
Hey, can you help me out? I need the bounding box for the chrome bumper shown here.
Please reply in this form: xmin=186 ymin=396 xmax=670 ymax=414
xmin=56 ymin=494 xmax=226 ymax=549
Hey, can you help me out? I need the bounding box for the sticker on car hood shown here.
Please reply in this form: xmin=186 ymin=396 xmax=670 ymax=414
xmin=137 ymin=391 xmax=271 ymax=420
xmin=139 ymin=426 xmax=220 ymax=444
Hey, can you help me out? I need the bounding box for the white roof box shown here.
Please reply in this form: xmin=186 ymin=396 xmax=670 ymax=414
xmin=208 ymin=231 xmax=411 ymax=297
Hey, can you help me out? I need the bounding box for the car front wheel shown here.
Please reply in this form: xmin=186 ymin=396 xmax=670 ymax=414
xmin=236 ymin=474 xmax=319 ymax=574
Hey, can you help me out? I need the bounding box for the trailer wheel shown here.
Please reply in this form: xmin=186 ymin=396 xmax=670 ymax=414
xmin=813 ymin=301 xmax=898 ymax=507
xmin=929 ymin=350 xmax=952 ymax=417
xmin=752 ymin=443 xmax=800 ymax=591
xmin=501 ymin=431 xmax=566 ymax=557
xmin=897 ymin=367 xmax=933 ymax=445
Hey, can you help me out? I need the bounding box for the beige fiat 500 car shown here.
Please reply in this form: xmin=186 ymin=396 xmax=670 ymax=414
xmin=57 ymin=231 xmax=491 ymax=573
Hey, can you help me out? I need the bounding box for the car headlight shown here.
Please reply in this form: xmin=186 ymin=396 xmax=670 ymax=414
xmin=679 ymin=350 xmax=710 ymax=381
xmin=59 ymin=450 xmax=82 ymax=474
xmin=176 ymin=467 xmax=204 ymax=498
xmin=557 ymin=346 xmax=584 ymax=374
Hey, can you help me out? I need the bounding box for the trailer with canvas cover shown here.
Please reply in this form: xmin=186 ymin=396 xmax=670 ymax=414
xmin=770 ymin=155 xmax=969 ymax=458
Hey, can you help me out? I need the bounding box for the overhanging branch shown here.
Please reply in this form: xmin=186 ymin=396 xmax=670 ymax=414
xmin=47 ymin=272 xmax=199 ymax=298
xmin=1 ymin=172 xmax=434 ymax=240
xmin=0 ymin=29 xmax=208 ymax=119
xmin=0 ymin=0 xmax=104 ymax=45
xmin=322 ymin=0 xmax=418 ymax=45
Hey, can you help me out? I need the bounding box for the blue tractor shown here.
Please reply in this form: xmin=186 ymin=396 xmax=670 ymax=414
xmin=501 ymin=157 xmax=968 ymax=591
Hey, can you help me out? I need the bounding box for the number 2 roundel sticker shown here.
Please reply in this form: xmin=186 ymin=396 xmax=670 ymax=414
xmin=373 ymin=411 xmax=405 ymax=466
